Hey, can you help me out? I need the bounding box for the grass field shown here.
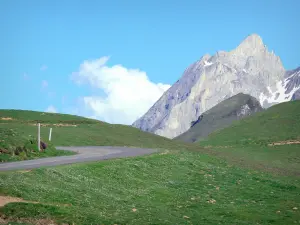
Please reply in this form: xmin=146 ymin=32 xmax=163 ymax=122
xmin=1 ymin=151 xmax=299 ymax=225
xmin=0 ymin=103 xmax=300 ymax=224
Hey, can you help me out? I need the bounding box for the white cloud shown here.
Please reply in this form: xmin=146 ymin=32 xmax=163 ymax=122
xmin=71 ymin=56 xmax=171 ymax=124
xmin=41 ymin=80 xmax=48 ymax=89
xmin=45 ymin=105 xmax=57 ymax=113
xmin=40 ymin=65 xmax=48 ymax=71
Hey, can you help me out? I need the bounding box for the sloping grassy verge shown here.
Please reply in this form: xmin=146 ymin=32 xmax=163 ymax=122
xmin=0 ymin=151 xmax=299 ymax=225
xmin=200 ymin=145 xmax=300 ymax=177
xmin=199 ymin=101 xmax=300 ymax=147
xmin=0 ymin=109 xmax=196 ymax=150
xmin=194 ymin=101 xmax=300 ymax=177
xmin=0 ymin=110 xmax=195 ymax=162
xmin=0 ymin=126 xmax=75 ymax=162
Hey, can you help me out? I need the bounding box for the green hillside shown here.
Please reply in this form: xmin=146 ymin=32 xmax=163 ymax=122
xmin=195 ymin=101 xmax=300 ymax=177
xmin=1 ymin=106 xmax=300 ymax=224
xmin=0 ymin=109 xmax=193 ymax=162
xmin=1 ymin=150 xmax=299 ymax=225
xmin=0 ymin=109 xmax=100 ymax=124
xmin=175 ymin=93 xmax=263 ymax=143
xmin=199 ymin=100 xmax=300 ymax=146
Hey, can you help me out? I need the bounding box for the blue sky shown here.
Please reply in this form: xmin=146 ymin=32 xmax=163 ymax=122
xmin=1 ymin=0 xmax=299 ymax=124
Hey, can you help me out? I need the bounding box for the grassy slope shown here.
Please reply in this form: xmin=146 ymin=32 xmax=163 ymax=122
xmin=199 ymin=100 xmax=300 ymax=146
xmin=0 ymin=109 xmax=195 ymax=162
xmin=1 ymin=152 xmax=299 ymax=225
xmin=1 ymin=104 xmax=300 ymax=224
xmin=175 ymin=93 xmax=263 ymax=143
xmin=197 ymin=100 xmax=300 ymax=177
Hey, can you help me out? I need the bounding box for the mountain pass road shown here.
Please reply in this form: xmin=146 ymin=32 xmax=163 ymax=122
xmin=0 ymin=146 xmax=156 ymax=171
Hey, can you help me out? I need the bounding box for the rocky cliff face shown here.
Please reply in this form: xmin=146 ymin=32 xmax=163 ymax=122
xmin=132 ymin=34 xmax=300 ymax=138
xmin=292 ymin=89 xmax=300 ymax=100
xmin=290 ymin=68 xmax=300 ymax=100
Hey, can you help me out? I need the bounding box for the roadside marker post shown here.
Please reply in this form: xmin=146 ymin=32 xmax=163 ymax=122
xmin=49 ymin=128 xmax=52 ymax=141
xmin=38 ymin=123 xmax=41 ymax=151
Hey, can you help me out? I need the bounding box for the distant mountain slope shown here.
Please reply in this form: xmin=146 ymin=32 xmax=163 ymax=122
xmin=175 ymin=93 xmax=263 ymax=143
xmin=199 ymin=100 xmax=300 ymax=146
xmin=133 ymin=34 xmax=300 ymax=139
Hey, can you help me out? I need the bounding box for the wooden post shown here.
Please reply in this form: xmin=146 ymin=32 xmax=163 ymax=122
xmin=38 ymin=123 xmax=41 ymax=151
xmin=49 ymin=128 xmax=52 ymax=141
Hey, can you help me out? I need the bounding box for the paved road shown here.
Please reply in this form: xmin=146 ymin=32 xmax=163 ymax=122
xmin=0 ymin=146 xmax=156 ymax=171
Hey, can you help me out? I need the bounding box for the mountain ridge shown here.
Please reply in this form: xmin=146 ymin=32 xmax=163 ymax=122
xmin=133 ymin=34 xmax=299 ymax=138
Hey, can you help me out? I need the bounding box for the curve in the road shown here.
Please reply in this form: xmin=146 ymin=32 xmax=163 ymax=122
xmin=0 ymin=146 xmax=156 ymax=171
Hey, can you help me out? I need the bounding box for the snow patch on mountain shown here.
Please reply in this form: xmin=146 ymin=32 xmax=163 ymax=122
xmin=259 ymin=69 xmax=300 ymax=106
xmin=204 ymin=61 xmax=213 ymax=67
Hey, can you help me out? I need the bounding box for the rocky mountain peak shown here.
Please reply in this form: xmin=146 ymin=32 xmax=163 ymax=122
xmin=208 ymin=34 xmax=284 ymax=74
xmin=233 ymin=33 xmax=266 ymax=56
xmin=132 ymin=34 xmax=298 ymax=139
xmin=200 ymin=54 xmax=212 ymax=62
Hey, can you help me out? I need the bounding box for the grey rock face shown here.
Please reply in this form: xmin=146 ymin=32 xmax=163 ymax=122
xmin=133 ymin=34 xmax=299 ymax=138
xmin=237 ymin=104 xmax=251 ymax=117
xmin=289 ymin=68 xmax=300 ymax=100
xmin=292 ymin=90 xmax=300 ymax=100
